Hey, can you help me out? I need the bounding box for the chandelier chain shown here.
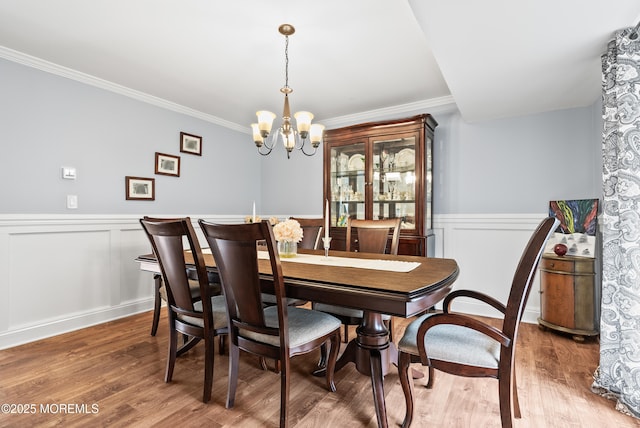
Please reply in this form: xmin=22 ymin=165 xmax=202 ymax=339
xmin=284 ymin=35 xmax=290 ymax=89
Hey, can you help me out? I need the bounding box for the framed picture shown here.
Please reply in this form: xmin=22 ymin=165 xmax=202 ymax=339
xmin=180 ymin=132 xmax=202 ymax=156
xmin=155 ymin=152 xmax=180 ymax=177
xmin=125 ymin=176 xmax=155 ymax=201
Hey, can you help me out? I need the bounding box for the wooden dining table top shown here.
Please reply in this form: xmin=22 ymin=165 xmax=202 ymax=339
xmin=138 ymin=249 xmax=459 ymax=318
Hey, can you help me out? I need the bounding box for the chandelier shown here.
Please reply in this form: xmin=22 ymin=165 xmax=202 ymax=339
xmin=251 ymin=24 xmax=324 ymax=159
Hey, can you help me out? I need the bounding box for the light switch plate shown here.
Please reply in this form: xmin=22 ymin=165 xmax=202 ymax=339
xmin=62 ymin=167 xmax=77 ymax=179
xmin=67 ymin=195 xmax=78 ymax=209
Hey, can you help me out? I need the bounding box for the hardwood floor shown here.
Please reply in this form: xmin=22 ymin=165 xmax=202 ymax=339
xmin=0 ymin=310 xmax=637 ymax=428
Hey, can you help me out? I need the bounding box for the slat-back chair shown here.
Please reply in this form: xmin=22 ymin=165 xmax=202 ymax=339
xmin=199 ymin=219 xmax=341 ymax=428
xmin=396 ymin=217 xmax=558 ymax=427
xmin=140 ymin=217 xmax=228 ymax=403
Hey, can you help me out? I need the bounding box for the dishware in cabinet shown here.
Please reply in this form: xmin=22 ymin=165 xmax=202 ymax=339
xmin=323 ymin=114 xmax=437 ymax=256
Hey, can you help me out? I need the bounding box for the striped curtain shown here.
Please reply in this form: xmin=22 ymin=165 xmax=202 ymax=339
xmin=591 ymin=27 xmax=640 ymax=419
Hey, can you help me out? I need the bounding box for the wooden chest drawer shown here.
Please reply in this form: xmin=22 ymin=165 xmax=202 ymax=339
xmin=540 ymin=255 xmax=594 ymax=274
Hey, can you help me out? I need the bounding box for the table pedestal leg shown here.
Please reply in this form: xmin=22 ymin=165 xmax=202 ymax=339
xmin=357 ymin=312 xmax=390 ymax=428
xmin=314 ymin=311 xmax=392 ymax=428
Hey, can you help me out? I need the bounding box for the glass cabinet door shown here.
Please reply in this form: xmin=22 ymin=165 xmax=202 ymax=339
xmin=372 ymin=136 xmax=417 ymax=230
xmin=329 ymin=141 xmax=365 ymax=226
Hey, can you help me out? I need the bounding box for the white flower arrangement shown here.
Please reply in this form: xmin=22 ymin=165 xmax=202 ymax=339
xmin=272 ymin=219 xmax=303 ymax=243
xmin=244 ymin=215 xmax=262 ymax=224
xmin=268 ymin=216 xmax=280 ymax=226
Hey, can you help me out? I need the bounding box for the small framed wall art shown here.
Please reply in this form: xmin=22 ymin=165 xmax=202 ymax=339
xmin=125 ymin=176 xmax=155 ymax=201
xmin=155 ymin=152 xmax=180 ymax=177
xmin=180 ymin=132 xmax=202 ymax=156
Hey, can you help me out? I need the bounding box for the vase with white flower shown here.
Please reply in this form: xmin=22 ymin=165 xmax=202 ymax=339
xmin=272 ymin=219 xmax=303 ymax=258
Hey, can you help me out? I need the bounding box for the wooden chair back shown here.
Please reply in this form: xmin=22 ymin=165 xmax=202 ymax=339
xmin=199 ymin=220 xmax=290 ymax=352
xmin=140 ymin=217 xmax=213 ymax=320
xmin=289 ymin=217 xmax=324 ymax=250
xmin=502 ymin=216 xmax=559 ymax=340
xmin=346 ymin=217 xmax=401 ymax=255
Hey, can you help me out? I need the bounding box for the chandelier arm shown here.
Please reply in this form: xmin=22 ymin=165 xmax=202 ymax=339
xmin=257 ymin=144 xmax=274 ymax=156
xmin=299 ymin=141 xmax=318 ymax=157
xmin=257 ymin=131 xmax=279 ymax=156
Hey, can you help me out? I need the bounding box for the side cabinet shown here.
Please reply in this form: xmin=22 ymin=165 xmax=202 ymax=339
xmin=538 ymin=254 xmax=598 ymax=341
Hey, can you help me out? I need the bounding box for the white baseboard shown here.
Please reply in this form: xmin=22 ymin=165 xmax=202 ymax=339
xmin=0 ymin=298 xmax=154 ymax=350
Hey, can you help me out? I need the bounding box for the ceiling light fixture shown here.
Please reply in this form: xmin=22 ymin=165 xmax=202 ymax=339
xmin=251 ymin=24 xmax=324 ymax=159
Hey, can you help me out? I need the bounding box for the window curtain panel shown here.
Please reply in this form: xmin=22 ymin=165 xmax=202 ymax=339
xmin=592 ymin=27 xmax=640 ymax=419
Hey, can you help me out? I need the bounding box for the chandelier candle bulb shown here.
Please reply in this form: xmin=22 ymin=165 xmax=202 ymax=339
xmin=256 ymin=111 xmax=275 ymax=137
xmin=310 ymin=124 xmax=325 ymax=147
xmin=251 ymin=124 xmax=263 ymax=146
xmin=294 ymin=111 xmax=313 ymax=138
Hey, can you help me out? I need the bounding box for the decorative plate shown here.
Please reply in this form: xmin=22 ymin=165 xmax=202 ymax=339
xmin=395 ymin=148 xmax=415 ymax=169
xmin=348 ymin=154 xmax=365 ymax=171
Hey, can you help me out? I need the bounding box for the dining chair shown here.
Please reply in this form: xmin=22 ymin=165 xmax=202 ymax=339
xmin=199 ymin=219 xmax=341 ymax=428
xmin=314 ymin=217 xmax=400 ymax=337
xmin=313 ymin=217 xmax=401 ymax=367
xmin=140 ymin=217 xmax=228 ymax=403
xmin=259 ymin=217 xmax=322 ymax=372
xmin=396 ymin=217 xmax=558 ymax=428
xmin=150 ymin=267 xmax=221 ymax=336
xmin=289 ymin=217 xmax=324 ymax=250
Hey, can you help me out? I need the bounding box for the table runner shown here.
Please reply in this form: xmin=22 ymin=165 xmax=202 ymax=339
xmin=200 ymin=249 xmax=419 ymax=273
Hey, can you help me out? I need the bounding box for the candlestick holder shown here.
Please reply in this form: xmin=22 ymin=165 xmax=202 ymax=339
xmin=322 ymin=236 xmax=332 ymax=258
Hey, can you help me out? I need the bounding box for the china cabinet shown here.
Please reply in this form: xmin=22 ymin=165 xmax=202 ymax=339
xmin=323 ymin=114 xmax=437 ymax=256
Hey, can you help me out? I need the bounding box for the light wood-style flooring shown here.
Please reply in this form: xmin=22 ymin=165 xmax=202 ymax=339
xmin=0 ymin=310 xmax=637 ymax=427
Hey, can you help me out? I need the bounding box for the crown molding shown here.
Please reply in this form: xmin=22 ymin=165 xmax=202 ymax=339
xmin=0 ymin=46 xmax=247 ymax=133
xmin=1 ymin=46 xmax=457 ymax=135
xmin=319 ymin=96 xmax=458 ymax=129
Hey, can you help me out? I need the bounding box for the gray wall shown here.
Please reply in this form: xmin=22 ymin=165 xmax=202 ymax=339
xmin=259 ymin=106 xmax=603 ymax=217
xmin=1 ymin=58 xmax=260 ymax=215
xmin=433 ymin=106 xmax=602 ymax=214
xmin=1 ymin=57 xmax=603 ymax=216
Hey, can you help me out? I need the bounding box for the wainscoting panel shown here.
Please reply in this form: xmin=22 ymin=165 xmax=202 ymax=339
xmin=0 ymin=213 xmax=550 ymax=349
xmin=0 ymin=214 xmax=237 ymax=350
xmin=432 ymin=214 xmax=549 ymax=323
xmin=9 ymin=229 xmax=113 ymax=328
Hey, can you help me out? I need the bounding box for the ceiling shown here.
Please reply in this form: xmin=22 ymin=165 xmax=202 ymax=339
xmin=0 ymin=0 xmax=639 ymax=132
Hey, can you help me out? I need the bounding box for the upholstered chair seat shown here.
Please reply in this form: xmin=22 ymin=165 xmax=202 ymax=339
xmin=178 ymin=295 xmax=228 ymax=329
xmin=398 ymin=313 xmax=501 ymax=369
xmin=242 ymin=306 xmax=341 ymax=348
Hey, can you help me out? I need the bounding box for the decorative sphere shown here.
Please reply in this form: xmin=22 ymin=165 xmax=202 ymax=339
xmin=553 ymin=243 xmax=568 ymax=256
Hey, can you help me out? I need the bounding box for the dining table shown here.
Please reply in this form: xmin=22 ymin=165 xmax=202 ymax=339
xmin=137 ymin=248 xmax=459 ymax=428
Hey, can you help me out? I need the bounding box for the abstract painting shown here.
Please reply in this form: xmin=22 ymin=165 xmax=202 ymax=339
xmin=545 ymin=199 xmax=598 ymax=257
